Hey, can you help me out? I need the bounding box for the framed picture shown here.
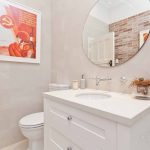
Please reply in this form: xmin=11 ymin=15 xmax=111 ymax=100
xmin=139 ymin=29 xmax=150 ymax=48
xmin=0 ymin=0 xmax=41 ymax=63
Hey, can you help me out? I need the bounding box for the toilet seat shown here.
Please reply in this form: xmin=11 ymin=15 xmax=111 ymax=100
xmin=19 ymin=112 xmax=44 ymax=128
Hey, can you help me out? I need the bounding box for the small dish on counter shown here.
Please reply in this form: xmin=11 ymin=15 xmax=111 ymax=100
xmin=133 ymin=95 xmax=150 ymax=100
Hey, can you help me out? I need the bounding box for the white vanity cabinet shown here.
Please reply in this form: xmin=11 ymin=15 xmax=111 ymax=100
xmin=44 ymin=99 xmax=117 ymax=150
xmin=44 ymin=90 xmax=150 ymax=150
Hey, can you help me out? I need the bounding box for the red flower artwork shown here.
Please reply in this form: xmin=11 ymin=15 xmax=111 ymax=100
xmin=0 ymin=1 xmax=41 ymax=63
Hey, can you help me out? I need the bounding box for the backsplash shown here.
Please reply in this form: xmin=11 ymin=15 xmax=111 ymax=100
xmin=109 ymin=10 xmax=150 ymax=64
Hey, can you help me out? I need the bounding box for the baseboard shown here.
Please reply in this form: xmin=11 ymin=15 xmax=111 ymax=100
xmin=1 ymin=140 xmax=28 ymax=150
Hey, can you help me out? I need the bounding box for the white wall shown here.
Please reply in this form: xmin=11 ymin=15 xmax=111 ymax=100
xmin=0 ymin=0 xmax=51 ymax=148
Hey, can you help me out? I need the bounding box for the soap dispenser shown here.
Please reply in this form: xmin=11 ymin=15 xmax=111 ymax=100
xmin=80 ymin=74 xmax=86 ymax=89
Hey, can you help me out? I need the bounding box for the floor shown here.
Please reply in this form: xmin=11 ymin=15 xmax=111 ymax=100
xmin=1 ymin=140 xmax=28 ymax=150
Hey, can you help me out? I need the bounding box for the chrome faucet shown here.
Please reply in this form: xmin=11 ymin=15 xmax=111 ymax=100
xmin=95 ymin=76 xmax=112 ymax=86
xmin=88 ymin=76 xmax=112 ymax=89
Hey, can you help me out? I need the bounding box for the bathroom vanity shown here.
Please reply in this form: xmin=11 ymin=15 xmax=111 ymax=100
xmin=44 ymin=89 xmax=150 ymax=150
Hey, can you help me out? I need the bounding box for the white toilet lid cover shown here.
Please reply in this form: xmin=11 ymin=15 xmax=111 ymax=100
xmin=19 ymin=112 xmax=44 ymax=127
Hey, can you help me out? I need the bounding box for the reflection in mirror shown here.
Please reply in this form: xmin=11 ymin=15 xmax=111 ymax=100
xmin=83 ymin=0 xmax=150 ymax=67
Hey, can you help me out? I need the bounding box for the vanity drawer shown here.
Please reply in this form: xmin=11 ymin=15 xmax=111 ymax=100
xmin=45 ymin=99 xmax=117 ymax=150
xmin=47 ymin=128 xmax=82 ymax=150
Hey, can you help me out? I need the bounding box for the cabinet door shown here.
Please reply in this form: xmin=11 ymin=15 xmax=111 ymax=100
xmin=45 ymin=99 xmax=82 ymax=150
xmin=45 ymin=100 xmax=117 ymax=150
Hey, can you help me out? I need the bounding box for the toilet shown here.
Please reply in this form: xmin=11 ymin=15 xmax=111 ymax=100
xmin=19 ymin=83 xmax=70 ymax=150
xmin=19 ymin=112 xmax=44 ymax=150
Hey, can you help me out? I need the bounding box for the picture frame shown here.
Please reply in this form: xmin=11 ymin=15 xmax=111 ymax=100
xmin=0 ymin=0 xmax=41 ymax=63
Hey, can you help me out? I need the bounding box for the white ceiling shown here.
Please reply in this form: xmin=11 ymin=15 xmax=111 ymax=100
xmin=91 ymin=0 xmax=150 ymax=24
xmin=97 ymin=0 xmax=123 ymax=9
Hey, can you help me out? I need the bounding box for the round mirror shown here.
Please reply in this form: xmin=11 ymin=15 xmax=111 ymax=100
xmin=83 ymin=0 xmax=150 ymax=67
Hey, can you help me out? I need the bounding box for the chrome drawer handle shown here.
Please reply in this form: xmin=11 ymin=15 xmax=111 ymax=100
xmin=67 ymin=147 xmax=72 ymax=150
xmin=67 ymin=115 xmax=72 ymax=121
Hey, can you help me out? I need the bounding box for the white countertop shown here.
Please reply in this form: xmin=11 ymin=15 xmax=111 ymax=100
xmin=44 ymin=89 xmax=150 ymax=126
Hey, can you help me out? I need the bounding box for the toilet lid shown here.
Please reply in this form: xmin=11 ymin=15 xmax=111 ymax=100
xmin=19 ymin=112 xmax=44 ymax=128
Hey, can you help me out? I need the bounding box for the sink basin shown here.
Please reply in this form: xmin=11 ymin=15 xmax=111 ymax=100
xmin=75 ymin=92 xmax=111 ymax=100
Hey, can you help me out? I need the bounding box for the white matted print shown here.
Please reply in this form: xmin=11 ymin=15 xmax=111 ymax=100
xmin=0 ymin=0 xmax=41 ymax=63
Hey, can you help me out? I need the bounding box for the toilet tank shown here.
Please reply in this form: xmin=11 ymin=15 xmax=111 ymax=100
xmin=49 ymin=83 xmax=70 ymax=91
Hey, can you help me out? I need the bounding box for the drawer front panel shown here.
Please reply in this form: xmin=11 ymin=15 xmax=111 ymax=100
xmin=45 ymin=99 xmax=117 ymax=150
xmin=48 ymin=128 xmax=82 ymax=150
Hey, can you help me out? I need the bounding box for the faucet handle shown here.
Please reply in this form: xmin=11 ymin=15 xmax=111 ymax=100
xmin=120 ymin=77 xmax=127 ymax=83
xmin=106 ymin=77 xmax=112 ymax=80
xmin=87 ymin=76 xmax=112 ymax=81
xmin=101 ymin=77 xmax=112 ymax=80
xmin=96 ymin=75 xmax=100 ymax=79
